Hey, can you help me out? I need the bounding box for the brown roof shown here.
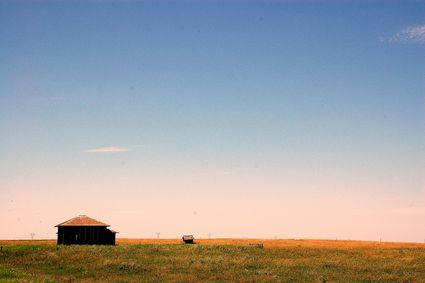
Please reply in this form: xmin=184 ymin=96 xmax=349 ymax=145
xmin=55 ymin=215 xmax=109 ymax=227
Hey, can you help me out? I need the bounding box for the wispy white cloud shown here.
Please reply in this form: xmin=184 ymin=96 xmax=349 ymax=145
xmin=194 ymin=171 xmax=231 ymax=177
xmin=389 ymin=24 xmax=425 ymax=43
xmin=84 ymin=146 xmax=129 ymax=153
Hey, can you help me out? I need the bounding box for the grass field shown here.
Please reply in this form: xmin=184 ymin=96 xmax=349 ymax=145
xmin=1 ymin=239 xmax=425 ymax=282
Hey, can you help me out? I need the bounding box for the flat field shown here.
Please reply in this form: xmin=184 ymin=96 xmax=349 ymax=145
xmin=1 ymin=239 xmax=425 ymax=282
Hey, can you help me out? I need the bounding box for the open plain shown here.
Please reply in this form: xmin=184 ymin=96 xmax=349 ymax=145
xmin=1 ymin=239 xmax=425 ymax=282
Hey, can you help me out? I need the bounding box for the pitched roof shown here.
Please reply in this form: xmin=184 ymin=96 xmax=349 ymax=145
xmin=55 ymin=215 xmax=109 ymax=227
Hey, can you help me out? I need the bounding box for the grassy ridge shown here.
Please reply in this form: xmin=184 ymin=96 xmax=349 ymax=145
xmin=1 ymin=240 xmax=425 ymax=282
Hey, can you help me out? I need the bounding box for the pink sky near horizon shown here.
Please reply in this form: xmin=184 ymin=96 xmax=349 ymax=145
xmin=2 ymin=175 xmax=424 ymax=242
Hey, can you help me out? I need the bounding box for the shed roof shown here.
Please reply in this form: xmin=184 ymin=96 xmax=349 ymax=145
xmin=55 ymin=215 xmax=109 ymax=227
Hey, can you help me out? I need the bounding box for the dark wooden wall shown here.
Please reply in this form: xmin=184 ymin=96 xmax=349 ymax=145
xmin=57 ymin=226 xmax=116 ymax=245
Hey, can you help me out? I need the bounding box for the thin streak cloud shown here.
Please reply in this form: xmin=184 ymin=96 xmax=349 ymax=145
xmin=194 ymin=171 xmax=231 ymax=177
xmin=389 ymin=24 xmax=425 ymax=43
xmin=84 ymin=146 xmax=129 ymax=153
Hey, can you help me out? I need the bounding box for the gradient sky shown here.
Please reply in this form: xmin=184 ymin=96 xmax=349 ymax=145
xmin=1 ymin=0 xmax=424 ymax=242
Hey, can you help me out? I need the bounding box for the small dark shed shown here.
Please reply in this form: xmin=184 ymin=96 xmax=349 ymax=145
xmin=55 ymin=215 xmax=118 ymax=245
xmin=182 ymin=235 xmax=194 ymax=244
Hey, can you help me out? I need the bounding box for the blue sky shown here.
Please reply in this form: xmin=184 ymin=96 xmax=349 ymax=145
xmin=0 ymin=1 xmax=424 ymax=241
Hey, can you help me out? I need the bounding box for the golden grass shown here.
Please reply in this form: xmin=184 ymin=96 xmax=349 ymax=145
xmin=0 ymin=240 xmax=56 ymax=246
xmin=2 ymin=238 xmax=425 ymax=282
xmin=1 ymin=238 xmax=424 ymax=249
xmin=119 ymin=238 xmax=425 ymax=249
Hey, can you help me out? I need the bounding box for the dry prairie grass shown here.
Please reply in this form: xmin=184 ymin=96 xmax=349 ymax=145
xmin=1 ymin=239 xmax=425 ymax=282
xmin=118 ymin=238 xmax=425 ymax=249
xmin=2 ymin=238 xmax=424 ymax=249
xmin=0 ymin=240 xmax=56 ymax=246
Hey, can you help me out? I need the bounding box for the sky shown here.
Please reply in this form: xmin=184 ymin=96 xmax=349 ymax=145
xmin=0 ymin=0 xmax=424 ymax=242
